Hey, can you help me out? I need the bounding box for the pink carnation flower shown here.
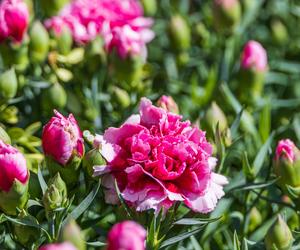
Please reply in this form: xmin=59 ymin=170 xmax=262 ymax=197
xmin=45 ymin=0 xmax=154 ymax=59
xmin=157 ymin=95 xmax=179 ymax=114
xmin=39 ymin=242 xmax=77 ymax=250
xmin=275 ymin=139 xmax=297 ymax=163
xmin=107 ymin=221 xmax=146 ymax=250
xmin=241 ymin=40 xmax=268 ymax=72
xmin=94 ymin=98 xmax=228 ymax=213
xmin=214 ymin=0 xmax=239 ymax=9
xmin=0 ymin=140 xmax=28 ymax=192
xmin=0 ymin=0 xmax=29 ymax=43
xmin=42 ymin=110 xmax=84 ymax=166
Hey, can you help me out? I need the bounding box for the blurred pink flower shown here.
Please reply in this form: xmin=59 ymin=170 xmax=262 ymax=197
xmin=0 ymin=0 xmax=29 ymax=43
xmin=94 ymin=98 xmax=228 ymax=213
xmin=107 ymin=221 xmax=146 ymax=250
xmin=0 ymin=140 xmax=28 ymax=192
xmin=275 ymin=139 xmax=297 ymax=163
xmin=241 ymin=40 xmax=268 ymax=72
xmin=42 ymin=110 xmax=84 ymax=166
xmin=45 ymin=0 xmax=154 ymax=58
xmin=157 ymin=95 xmax=179 ymax=114
xmin=39 ymin=242 xmax=77 ymax=250
xmin=214 ymin=0 xmax=239 ymax=9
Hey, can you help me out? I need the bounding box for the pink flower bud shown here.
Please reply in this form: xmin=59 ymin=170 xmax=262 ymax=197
xmin=42 ymin=110 xmax=84 ymax=166
xmin=0 ymin=140 xmax=28 ymax=192
xmin=275 ymin=139 xmax=297 ymax=163
xmin=241 ymin=40 xmax=268 ymax=72
xmin=157 ymin=95 xmax=179 ymax=114
xmin=39 ymin=242 xmax=77 ymax=250
xmin=107 ymin=221 xmax=146 ymax=250
xmin=214 ymin=0 xmax=238 ymax=8
xmin=0 ymin=0 xmax=29 ymax=43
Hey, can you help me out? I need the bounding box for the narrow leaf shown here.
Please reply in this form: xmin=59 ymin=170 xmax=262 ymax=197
xmin=37 ymin=167 xmax=47 ymax=195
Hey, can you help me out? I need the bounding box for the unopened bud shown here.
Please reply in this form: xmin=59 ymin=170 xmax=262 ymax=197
xmin=55 ymin=26 xmax=73 ymax=55
xmin=61 ymin=219 xmax=86 ymax=250
xmin=40 ymin=0 xmax=70 ymax=17
xmin=271 ymin=19 xmax=288 ymax=45
xmin=248 ymin=207 xmax=262 ymax=233
xmin=157 ymin=95 xmax=179 ymax=114
xmin=265 ymin=215 xmax=293 ymax=250
xmin=213 ymin=0 xmax=241 ymax=33
xmin=112 ymin=87 xmax=131 ymax=109
xmin=0 ymin=126 xmax=11 ymax=144
xmin=0 ymin=68 xmax=18 ymax=100
xmin=168 ymin=15 xmax=191 ymax=51
xmin=42 ymin=83 xmax=67 ymax=113
xmin=141 ymin=0 xmax=157 ymax=16
xmin=29 ymin=21 xmax=50 ymax=63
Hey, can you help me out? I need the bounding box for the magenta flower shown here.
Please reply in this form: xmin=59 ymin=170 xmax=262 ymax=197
xmin=275 ymin=139 xmax=297 ymax=163
xmin=0 ymin=140 xmax=28 ymax=192
xmin=107 ymin=221 xmax=146 ymax=250
xmin=39 ymin=242 xmax=77 ymax=250
xmin=94 ymin=98 xmax=228 ymax=213
xmin=241 ymin=40 xmax=268 ymax=72
xmin=42 ymin=110 xmax=84 ymax=166
xmin=157 ymin=95 xmax=179 ymax=114
xmin=45 ymin=0 xmax=154 ymax=59
xmin=0 ymin=0 xmax=29 ymax=43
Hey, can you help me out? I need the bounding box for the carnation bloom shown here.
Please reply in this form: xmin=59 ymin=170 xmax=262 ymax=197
xmin=42 ymin=110 xmax=84 ymax=166
xmin=45 ymin=0 xmax=154 ymax=59
xmin=275 ymin=139 xmax=297 ymax=163
xmin=39 ymin=242 xmax=77 ymax=250
xmin=0 ymin=0 xmax=29 ymax=43
xmin=241 ymin=40 xmax=268 ymax=72
xmin=94 ymin=98 xmax=228 ymax=213
xmin=214 ymin=0 xmax=239 ymax=9
xmin=107 ymin=221 xmax=146 ymax=250
xmin=0 ymin=140 xmax=28 ymax=192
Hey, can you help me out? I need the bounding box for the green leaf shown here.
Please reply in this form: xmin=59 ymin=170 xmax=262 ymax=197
xmin=242 ymin=152 xmax=254 ymax=181
xmin=230 ymin=108 xmax=244 ymax=139
xmin=37 ymin=166 xmax=47 ymax=195
xmin=66 ymin=180 xmax=100 ymax=222
xmin=25 ymin=122 xmax=41 ymax=136
xmin=253 ymin=132 xmax=274 ymax=176
xmin=159 ymin=228 xmax=202 ymax=249
xmin=86 ymin=241 xmax=106 ymax=247
xmin=173 ymin=216 xmax=221 ymax=226
xmin=229 ymin=178 xmax=278 ymax=192
xmin=233 ymin=231 xmax=241 ymax=250
xmin=259 ymin=100 xmax=271 ymax=143
xmin=114 ymin=178 xmax=133 ymax=218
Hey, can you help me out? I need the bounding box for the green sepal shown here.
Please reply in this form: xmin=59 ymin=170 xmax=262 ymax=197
xmin=0 ymin=175 xmax=29 ymax=215
xmin=46 ymin=155 xmax=81 ymax=187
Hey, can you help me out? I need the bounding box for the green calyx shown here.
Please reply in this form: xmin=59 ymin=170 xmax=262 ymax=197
xmin=0 ymin=68 xmax=18 ymax=100
xmin=83 ymin=148 xmax=106 ymax=179
xmin=0 ymin=177 xmax=29 ymax=215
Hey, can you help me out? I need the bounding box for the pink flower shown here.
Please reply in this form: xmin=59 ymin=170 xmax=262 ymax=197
xmin=94 ymin=98 xmax=228 ymax=213
xmin=107 ymin=221 xmax=146 ymax=250
xmin=275 ymin=139 xmax=297 ymax=163
xmin=241 ymin=40 xmax=268 ymax=72
xmin=157 ymin=95 xmax=179 ymax=114
xmin=39 ymin=242 xmax=77 ymax=250
xmin=0 ymin=0 xmax=29 ymax=43
xmin=42 ymin=110 xmax=84 ymax=166
xmin=0 ymin=140 xmax=28 ymax=192
xmin=45 ymin=0 xmax=154 ymax=58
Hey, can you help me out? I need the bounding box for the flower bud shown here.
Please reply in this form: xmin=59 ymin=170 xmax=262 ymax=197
xmin=0 ymin=0 xmax=29 ymax=43
xmin=168 ymin=15 xmax=191 ymax=51
xmin=43 ymin=174 xmax=67 ymax=215
xmin=238 ymin=40 xmax=268 ymax=103
xmin=110 ymin=53 xmax=143 ymax=84
xmin=39 ymin=242 xmax=77 ymax=250
xmin=0 ymin=140 xmax=29 ymax=215
xmin=213 ymin=0 xmax=241 ymax=33
xmin=157 ymin=95 xmax=179 ymax=114
xmin=141 ymin=0 xmax=157 ymax=16
xmin=61 ymin=219 xmax=86 ymax=250
xmin=112 ymin=87 xmax=131 ymax=109
xmin=265 ymin=215 xmax=293 ymax=250
xmin=0 ymin=68 xmax=18 ymax=100
xmin=42 ymin=83 xmax=67 ymax=113
xmin=107 ymin=221 xmax=147 ymax=250
xmin=40 ymin=0 xmax=70 ymax=17
xmin=0 ymin=126 xmax=11 ymax=144
xmin=271 ymin=19 xmax=288 ymax=45
xmin=13 ymin=210 xmax=41 ymax=247
xmin=55 ymin=26 xmax=73 ymax=55
xmin=42 ymin=111 xmax=84 ymax=185
xmin=248 ymin=207 xmax=262 ymax=233
xmin=83 ymin=148 xmax=106 ymax=179
xmin=274 ymin=139 xmax=300 ymax=192
xmin=29 ymin=21 xmax=50 ymax=63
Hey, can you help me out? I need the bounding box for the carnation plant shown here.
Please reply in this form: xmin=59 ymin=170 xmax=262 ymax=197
xmin=1 ymin=0 xmax=300 ymax=250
